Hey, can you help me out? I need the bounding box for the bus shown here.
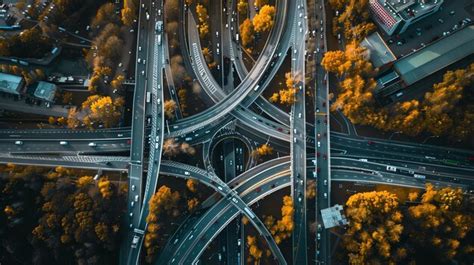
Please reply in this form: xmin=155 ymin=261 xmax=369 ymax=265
xmin=443 ymin=159 xmax=460 ymax=166
xmin=146 ymin=92 xmax=151 ymax=103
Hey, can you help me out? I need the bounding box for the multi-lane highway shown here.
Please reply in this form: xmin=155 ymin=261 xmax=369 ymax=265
xmin=0 ymin=0 xmax=474 ymax=264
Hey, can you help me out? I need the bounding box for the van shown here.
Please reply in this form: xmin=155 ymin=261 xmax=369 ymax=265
xmin=414 ymin=174 xmax=426 ymax=179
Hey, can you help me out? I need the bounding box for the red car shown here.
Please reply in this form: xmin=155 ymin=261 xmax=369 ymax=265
xmin=317 ymin=152 xmax=320 ymax=157
xmin=368 ymin=140 xmax=375 ymax=145
xmin=256 ymin=187 xmax=262 ymax=193
xmin=317 ymin=167 xmax=321 ymax=173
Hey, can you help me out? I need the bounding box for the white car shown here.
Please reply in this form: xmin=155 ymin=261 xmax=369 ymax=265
xmin=60 ymin=141 xmax=68 ymax=145
xmin=14 ymin=140 xmax=23 ymax=145
xmin=88 ymin=142 xmax=97 ymax=147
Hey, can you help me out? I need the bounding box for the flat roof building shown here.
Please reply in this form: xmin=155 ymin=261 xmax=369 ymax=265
xmin=374 ymin=25 xmax=474 ymax=104
xmin=361 ymin=32 xmax=397 ymax=68
xmin=32 ymin=81 xmax=57 ymax=103
xmin=369 ymin=0 xmax=443 ymax=35
xmin=0 ymin=72 xmax=24 ymax=95
xmin=394 ymin=25 xmax=474 ymax=86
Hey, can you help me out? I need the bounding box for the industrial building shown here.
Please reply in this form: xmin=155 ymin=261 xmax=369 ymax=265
xmin=32 ymin=81 xmax=57 ymax=103
xmin=0 ymin=72 xmax=25 ymax=95
xmin=373 ymin=25 xmax=474 ymax=103
xmin=369 ymin=0 xmax=444 ymax=36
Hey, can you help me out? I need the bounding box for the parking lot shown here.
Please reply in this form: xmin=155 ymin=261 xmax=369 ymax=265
xmin=377 ymin=0 xmax=474 ymax=58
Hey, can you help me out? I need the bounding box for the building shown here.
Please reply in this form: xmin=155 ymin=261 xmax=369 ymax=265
xmin=0 ymin=72 xmax=24 ymax=95
xmin=374 ymin=25 xmax=474 ymax=103
xmin=369 ymin=0 xmax=443 ymax=36
xmin=320 ymin=205 xmax=348 ymax=229
xmin=32 ymin=81 xmax=57 ymax=103
xmin=361 ymin=32 xmax=397 ymax=70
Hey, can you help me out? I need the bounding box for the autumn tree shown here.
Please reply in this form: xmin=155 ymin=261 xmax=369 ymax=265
xmin=264 ymin=196 xmax=294 ymax=244
xmin=164 ymin=99 xmax=177 ymax=119
xmin=186 ymin=179 xmax=198 ymax=193
xmin=407 ymin=184 xmax=474 ymax=263
xmin=344 ymin=191 xmax=407 ymax=264
xmin=252 ymin=144 xmax=273 ymax=158
xmin=254 ymin=0 xmax=269 ymax=8
xmin=187 ymin=198 xmax=199 ymax=212
xmin=76 ymin=95 xmax=124 ymax=129
xmin=247 ymin=236 xmax=263 ymax=263
xmin=144 ymin=185 xmax=181 ymax=263
xmin=196 ymin=4 xmax=209 ymax=38
xmin=31 ymin=173 xmax=125 ymax=265
xmin=162 ymin=138 xmax=195 ymax=157
xmin=253 ymin=5 xmax=276 ymax=32
xmin=237 ymin=0 xmax=248 ymax=16
xmin=240 ymin=18 xmax=255 ymax=47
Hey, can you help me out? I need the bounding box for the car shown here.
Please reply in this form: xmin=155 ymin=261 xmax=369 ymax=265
xmin=317 ymin=133 xmax=321 ymax=139
xmin=316 ymin=108 xmax=320 ymax=112
xmin=143 ymin=59 xmax=146 ymax=65
xmin=317 ymin=141 xmax=321 ymax=147
xmin=317 ymin=233 xmax=321 ymax=240
xmin=138 ymin=46 xmax=142 ymax=51
xmin=141 ymin=70 xmax=145 ymax=76
xmin=298 ymin=196 xmax=302 ymax=202
xmin=130 ymin=201 xmax=135 ymax=207
xmin=323 ymin=193 xmax=328 ymax=199
xmin=438 ymin=18 xmax=444 ymax=24
xmin=294 ymin=128 xmax=297 ymax=134
xmin=238 ymin=239 xmax=241 ymax=246
xmin=256 ymin=187 xmax=262 ymax=193
xmin=88 ymin=142 xmax=97 ymax=147
xmin=317 ymin=167 xmax=321 ymax=173
xmin=134 ymin=195 xmax=139 ymax=202
xmin=184 ymin=171 xmax=190 ymax=176
xmin=367 ymin=140 xmax=375 ymax=145
xmin=294 ymin=137 xmax=297 ymax=143
xmin=131 ymin=235 xmax=140 ymax=248
xmin=386 ymin=166 xmax=397 ymax=172
xmin=131 ymin=185 xmax=136 ymax=191
xmin=298 ymin=112 xmax=302 ymax=118
xmin=449 ymin=10 xmax=455 ymax=15
xmin=324 ymin=180 xmax=327 ymax=186
xmin=60 ymin=141 xmax=68 ymax=145
xmin=217 ymin=186 xmax=223 ymax=191
xmin=14 ymin=140 xmax=23 ymax=145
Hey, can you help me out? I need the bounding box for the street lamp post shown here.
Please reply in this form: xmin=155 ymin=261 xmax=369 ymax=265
xmin=389 ymin=131 xmax=403 ymax=140
xmin=422 ymin=135 xmax=439 ymax=144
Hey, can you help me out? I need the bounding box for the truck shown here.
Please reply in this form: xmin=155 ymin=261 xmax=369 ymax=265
xmin=157 ymin=34 xmax=162 ymax=45
xmin=146 ymin=92 xmax=151 ymax=103
xmin=155 ymin=21 xmax=163 ymax=33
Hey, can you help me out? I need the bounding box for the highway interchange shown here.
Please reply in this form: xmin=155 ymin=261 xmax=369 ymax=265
xmin=0 ymin=0 xmax=473 ymax=264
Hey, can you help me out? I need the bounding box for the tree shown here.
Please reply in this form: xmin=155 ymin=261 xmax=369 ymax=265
xmin=162 ymin=138 xmax=180 ymax=157
xmin=91 ymin=3 xmax=119 ymax=30
xmin=237 ymin=0 xmax=248 ymax=16
xmin=263 ymin=196 xmax=294 ymax=245
xmin=187 ymin=198 xmax=199 ymax=212
xmin=164 ymin=100 xmax=177 ymax=119
xmin=121 ymin=7 xmax=135 ymax=26
xmin=247 ymin=236 xmax=263 ymax=263
xmin=240 ymin=18 xmax=255 ymax=47
xmin=77 ymin=95 xmax=124 ymax=129
xmin=254 ymin=0 xmax=269 ymax=8
xmin=186 ymin=179 xmax=198 ymax=193
xmin=407 ymin=184 xmax=473 ymax=263
xmin=252 ymin=144 xmax=272 ymax=158
xmin=144 ymin=185 xmax=181 ymax=263
xmin=344 ymin=191 xmax=407 ymax=264
xmin=252 ymin=5 xmax=276 ymax=32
